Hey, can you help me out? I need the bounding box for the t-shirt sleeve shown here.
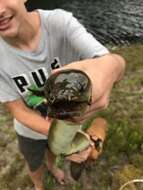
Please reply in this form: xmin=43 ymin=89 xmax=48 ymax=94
xmin=0 ymin=74 xmax=20 ymax=103
xmin=65 ymin=12 xmax=109 ymax=59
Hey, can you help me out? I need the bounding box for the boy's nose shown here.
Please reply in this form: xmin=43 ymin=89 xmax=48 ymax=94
xmin=0 ymin=2 xmax=6 ymax=16
xmin=0 ymin=8 xmax=6 ymax=18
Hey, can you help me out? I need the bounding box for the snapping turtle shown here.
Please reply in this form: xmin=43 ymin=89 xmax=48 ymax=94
xmin=44 ymin=69 xmax=92 ymax=156
xmin=44 ymin=69 xmax=92 ymax=119
xmin=28 ymin=69 xmax=92 ymax=155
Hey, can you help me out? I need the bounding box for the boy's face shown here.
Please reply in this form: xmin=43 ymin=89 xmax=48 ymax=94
xmin=0 ymin=0 xmax=28 ymax=39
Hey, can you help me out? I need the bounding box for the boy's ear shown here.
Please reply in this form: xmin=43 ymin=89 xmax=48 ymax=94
xmin=24 ymin=0 xmax=28 ymax=3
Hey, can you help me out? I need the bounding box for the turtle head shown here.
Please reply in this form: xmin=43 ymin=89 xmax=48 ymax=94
xmin=44 ymin=69 xmax=92 ymax=119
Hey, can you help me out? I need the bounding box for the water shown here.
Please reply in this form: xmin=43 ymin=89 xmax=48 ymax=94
xmin=26 ymin=0 xmax=143 ymax=45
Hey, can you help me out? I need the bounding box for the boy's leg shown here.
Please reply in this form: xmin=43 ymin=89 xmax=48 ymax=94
xmin=27 ymin=163 xmax=45 ymax=190
xmin=17 ymin=134 xmax=48 ymax=190
xmin=46 ymin=149 xmax=65 ymax=184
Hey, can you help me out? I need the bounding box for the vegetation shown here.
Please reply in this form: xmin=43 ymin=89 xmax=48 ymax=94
xmin=0 ymin=43 xmax=143 ymax=190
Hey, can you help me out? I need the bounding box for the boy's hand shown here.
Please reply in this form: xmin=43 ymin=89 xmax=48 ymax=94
xmin=66 ymin=146 xmax=92 ymax=163
xmin=52 ymin=54 xmax=125 ymax=123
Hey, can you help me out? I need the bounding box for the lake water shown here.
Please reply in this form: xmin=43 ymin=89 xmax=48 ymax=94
xmin=26 ymin=0 xmax=143 ymax=45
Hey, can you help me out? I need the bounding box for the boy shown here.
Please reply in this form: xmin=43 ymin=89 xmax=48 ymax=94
xmin=0 ymin=0 xmax=125 ymax=189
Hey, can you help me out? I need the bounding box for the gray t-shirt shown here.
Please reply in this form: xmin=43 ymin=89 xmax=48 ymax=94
xmin=0 ymin=9 xmax=109 ymax=139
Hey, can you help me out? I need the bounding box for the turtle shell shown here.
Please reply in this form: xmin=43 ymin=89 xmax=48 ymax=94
xmin=44 ymin=69 xmax=92 ymax=119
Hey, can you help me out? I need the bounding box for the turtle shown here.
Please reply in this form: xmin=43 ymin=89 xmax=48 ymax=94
xmin=43 ymin=69 xmax=93 ymax=156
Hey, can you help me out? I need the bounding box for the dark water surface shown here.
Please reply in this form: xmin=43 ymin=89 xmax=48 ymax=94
xmin=26 ymin=0 xmax=143 ymax=45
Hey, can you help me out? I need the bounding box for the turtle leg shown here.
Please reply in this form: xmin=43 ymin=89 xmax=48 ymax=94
xmin=86 ymin=117 xmax=108 ymax=160
xmin=70 ymin=161 xmax=85 ymax=181
xmin=66 ymin=147 xmax=92 ymax=180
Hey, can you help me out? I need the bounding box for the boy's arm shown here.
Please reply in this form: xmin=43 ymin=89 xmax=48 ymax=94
xmin=5 ymin=99 xmax=52 ymax=135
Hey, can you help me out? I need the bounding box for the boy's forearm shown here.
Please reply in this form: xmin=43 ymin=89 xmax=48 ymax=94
xmin=14 ymin=107 xmax=52 ymax=135
xmin=79 ymin=53 xmax=126 ymax=83
xmin=109 ymin=54 xmax=126 ymax=82
xmin=6 ymin=100 xmax=52 ymax=136
xmin=56 ymin=53 xmax=126 ymax=84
